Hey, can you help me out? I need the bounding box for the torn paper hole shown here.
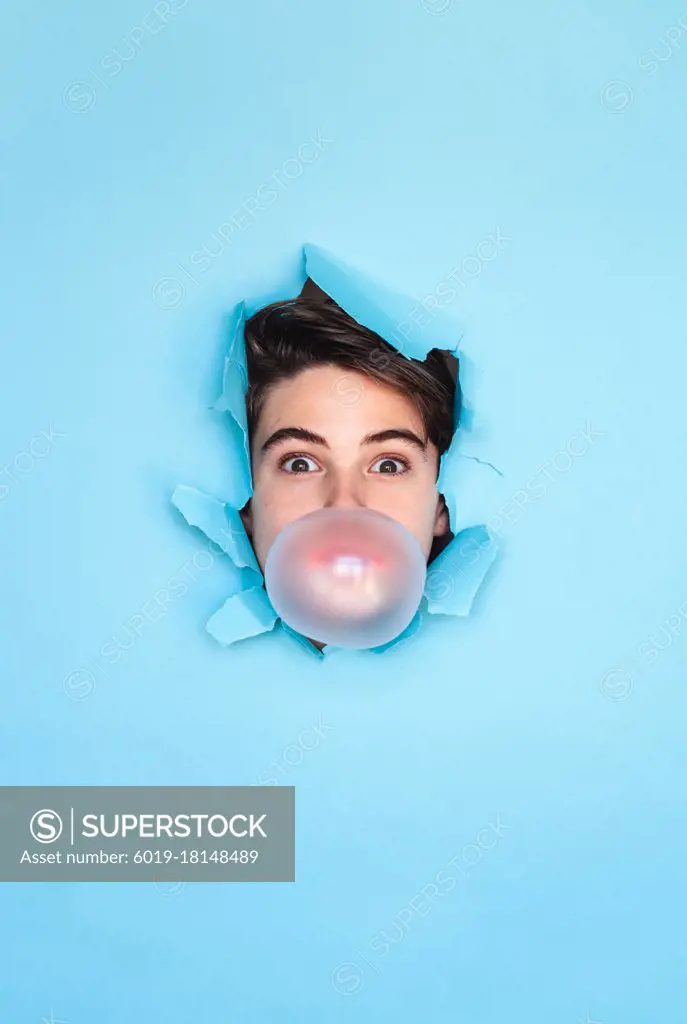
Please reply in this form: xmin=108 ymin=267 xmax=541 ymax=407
xmin=172 ymin=243 xmax=501 ymax=657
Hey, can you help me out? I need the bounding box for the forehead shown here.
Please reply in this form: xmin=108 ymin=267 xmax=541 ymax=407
xmin=253 ymin=365 xmax=426 ymax=443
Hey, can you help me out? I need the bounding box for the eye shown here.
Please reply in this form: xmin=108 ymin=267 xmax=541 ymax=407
xmin=369 ymin=456 xmax=411 ymax=475
xmin=279 ymin=454 xmax=320 ymax=474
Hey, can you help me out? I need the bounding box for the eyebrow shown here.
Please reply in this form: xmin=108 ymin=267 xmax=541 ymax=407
xmin=261 ymin=427 xmax=328 ymax=453
xmin=260 ymin=426 xmax=427 ymax=454
xmin=361 ymin=429 xmax=427 ymax=452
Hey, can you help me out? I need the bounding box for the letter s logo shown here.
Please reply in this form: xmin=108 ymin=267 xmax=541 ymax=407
xmin=30 ymin=809 xmax=63 ymax=844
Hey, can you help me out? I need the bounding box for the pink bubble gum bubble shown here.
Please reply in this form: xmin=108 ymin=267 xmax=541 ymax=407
xmin=264 ymin=508 xmax=427 ymax=649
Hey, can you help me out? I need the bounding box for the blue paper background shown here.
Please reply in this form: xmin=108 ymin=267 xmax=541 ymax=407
xmin=1 ymin=0 xmax=686 ymax=1021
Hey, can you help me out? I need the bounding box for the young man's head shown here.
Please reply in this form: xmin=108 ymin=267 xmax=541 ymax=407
xmin=240 ymin=292 xmax=459 ymax=571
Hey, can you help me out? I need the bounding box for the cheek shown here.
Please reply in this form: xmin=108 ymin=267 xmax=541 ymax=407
xmin=250 ymin=473 xmax=322 ymax=555
xmin=367 ymin=479 xmax=439 ymax=553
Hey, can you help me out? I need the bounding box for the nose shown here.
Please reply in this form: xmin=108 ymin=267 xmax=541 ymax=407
xmin=322 ymin=468 xmax=366 ymax=510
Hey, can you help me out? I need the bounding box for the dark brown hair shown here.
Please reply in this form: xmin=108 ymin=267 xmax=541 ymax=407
xmin=243 ymin=294 xmax=459 ymax=456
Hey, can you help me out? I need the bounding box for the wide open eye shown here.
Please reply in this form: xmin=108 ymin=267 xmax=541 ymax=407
xmin=279 ymin=454 xmax=321 ymax=474
xmin=369 ymin=456 xmax=411 ymax=475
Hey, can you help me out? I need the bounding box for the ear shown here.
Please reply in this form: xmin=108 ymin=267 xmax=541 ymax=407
xmin=239 ymin=500 xmax=253 ymax=537
xmin=433 ymin=493 xmax=450 ymax=538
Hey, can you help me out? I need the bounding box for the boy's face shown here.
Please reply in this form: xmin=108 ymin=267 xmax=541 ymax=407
xmin=242 ymin=365 xmax=450 ymax=570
